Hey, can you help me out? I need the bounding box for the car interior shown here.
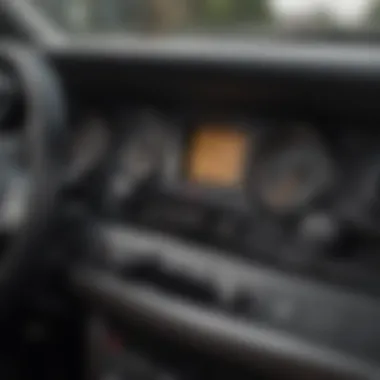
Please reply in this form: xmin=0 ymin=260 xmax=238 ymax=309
xmin=0 ymin=0 xmax=380 ymax=379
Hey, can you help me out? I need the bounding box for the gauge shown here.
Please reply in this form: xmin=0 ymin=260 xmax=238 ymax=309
xmin=257 ymin=127 xmax=335 ymax=214
xmin=110 ymin=110 xmax=169 ymax=199
xmin=70 ymin=115 xmax=110 ymax=180
xmin=123 ymin=110 xmax=168 ymax=177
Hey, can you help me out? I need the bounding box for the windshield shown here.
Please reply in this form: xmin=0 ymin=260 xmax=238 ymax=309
xmin=29 ymin=0 xmax=380 ymax=35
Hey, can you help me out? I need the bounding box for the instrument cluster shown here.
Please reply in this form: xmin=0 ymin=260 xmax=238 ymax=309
xmin=68 ymin=107 xmax=380 ymax=272
xmin=106 ymin=110 xmax=338 ymax=219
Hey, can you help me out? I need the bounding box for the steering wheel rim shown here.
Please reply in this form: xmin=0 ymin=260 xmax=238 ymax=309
xmin=0 ymin=43 xmax=67 ymax=311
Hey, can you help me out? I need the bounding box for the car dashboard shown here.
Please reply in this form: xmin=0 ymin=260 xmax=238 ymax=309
xmin=41 ymin=39 xmax=380 ymax=380
xmin=68 ymin=105 xmax=380 ymax=286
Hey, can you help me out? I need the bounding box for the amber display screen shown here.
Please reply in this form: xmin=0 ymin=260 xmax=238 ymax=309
xmin=187 ymin=126 xmax=248 ymax=187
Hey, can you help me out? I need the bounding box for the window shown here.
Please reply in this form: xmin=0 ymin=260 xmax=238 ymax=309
xmin=30 ymin=0 xmax=380 ymax=35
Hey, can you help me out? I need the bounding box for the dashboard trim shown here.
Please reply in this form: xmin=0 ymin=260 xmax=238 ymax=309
xmin=88 ymin=224 xmax=380 ymax=364
xmin=49 ymin=38 xmax=380 ymax=79
xmin=72 ymin=264 xmax=379 ymax=380
xmin=46 ymin=40 xmax=380 ymax=117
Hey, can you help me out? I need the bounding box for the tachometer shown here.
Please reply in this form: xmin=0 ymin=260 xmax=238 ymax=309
xmin=123 ymin=110 xmax=168 ymax=180
xmin=70 ymin=115 xmax=110 ymax=180
xmin=257 ymin=126 xmax=335 ymax=215
xmin=110 ymin=110 xmax=169 ymax=199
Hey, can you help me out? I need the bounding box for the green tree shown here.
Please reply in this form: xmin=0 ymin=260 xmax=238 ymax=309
xmin=203 ymin=0 xmax=272 ymax=26
xmin=367 ymin=0 xmax=380 ymax=25
xmin=240 ymin=0 xmax=272 ymax=23
xmin=204 ymin=0 xmax=234 ymax=24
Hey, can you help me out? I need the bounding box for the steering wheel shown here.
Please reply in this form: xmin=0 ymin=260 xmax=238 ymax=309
xmin=0 ymin=44 xmax=66 ymax=314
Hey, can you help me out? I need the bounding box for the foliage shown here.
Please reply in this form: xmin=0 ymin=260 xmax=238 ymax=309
xmin=367 ymin=0 xmax=380 ymax=24
xmin=243 ymin=0 xmax=272 ymax=22
xmin=202 ymin=0 xmax=272 ymax=25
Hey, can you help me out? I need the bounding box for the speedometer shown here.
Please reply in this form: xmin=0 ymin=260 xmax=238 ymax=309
xmin=123 ymin=110 xmax=168 ymax=180
xmin=257 ymin=126 xmax=335 ymax=215
xmin=70 ymin=115 xmax=110 ymax=180
xmin=109 ymin=110 xmax=169 ymax=199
